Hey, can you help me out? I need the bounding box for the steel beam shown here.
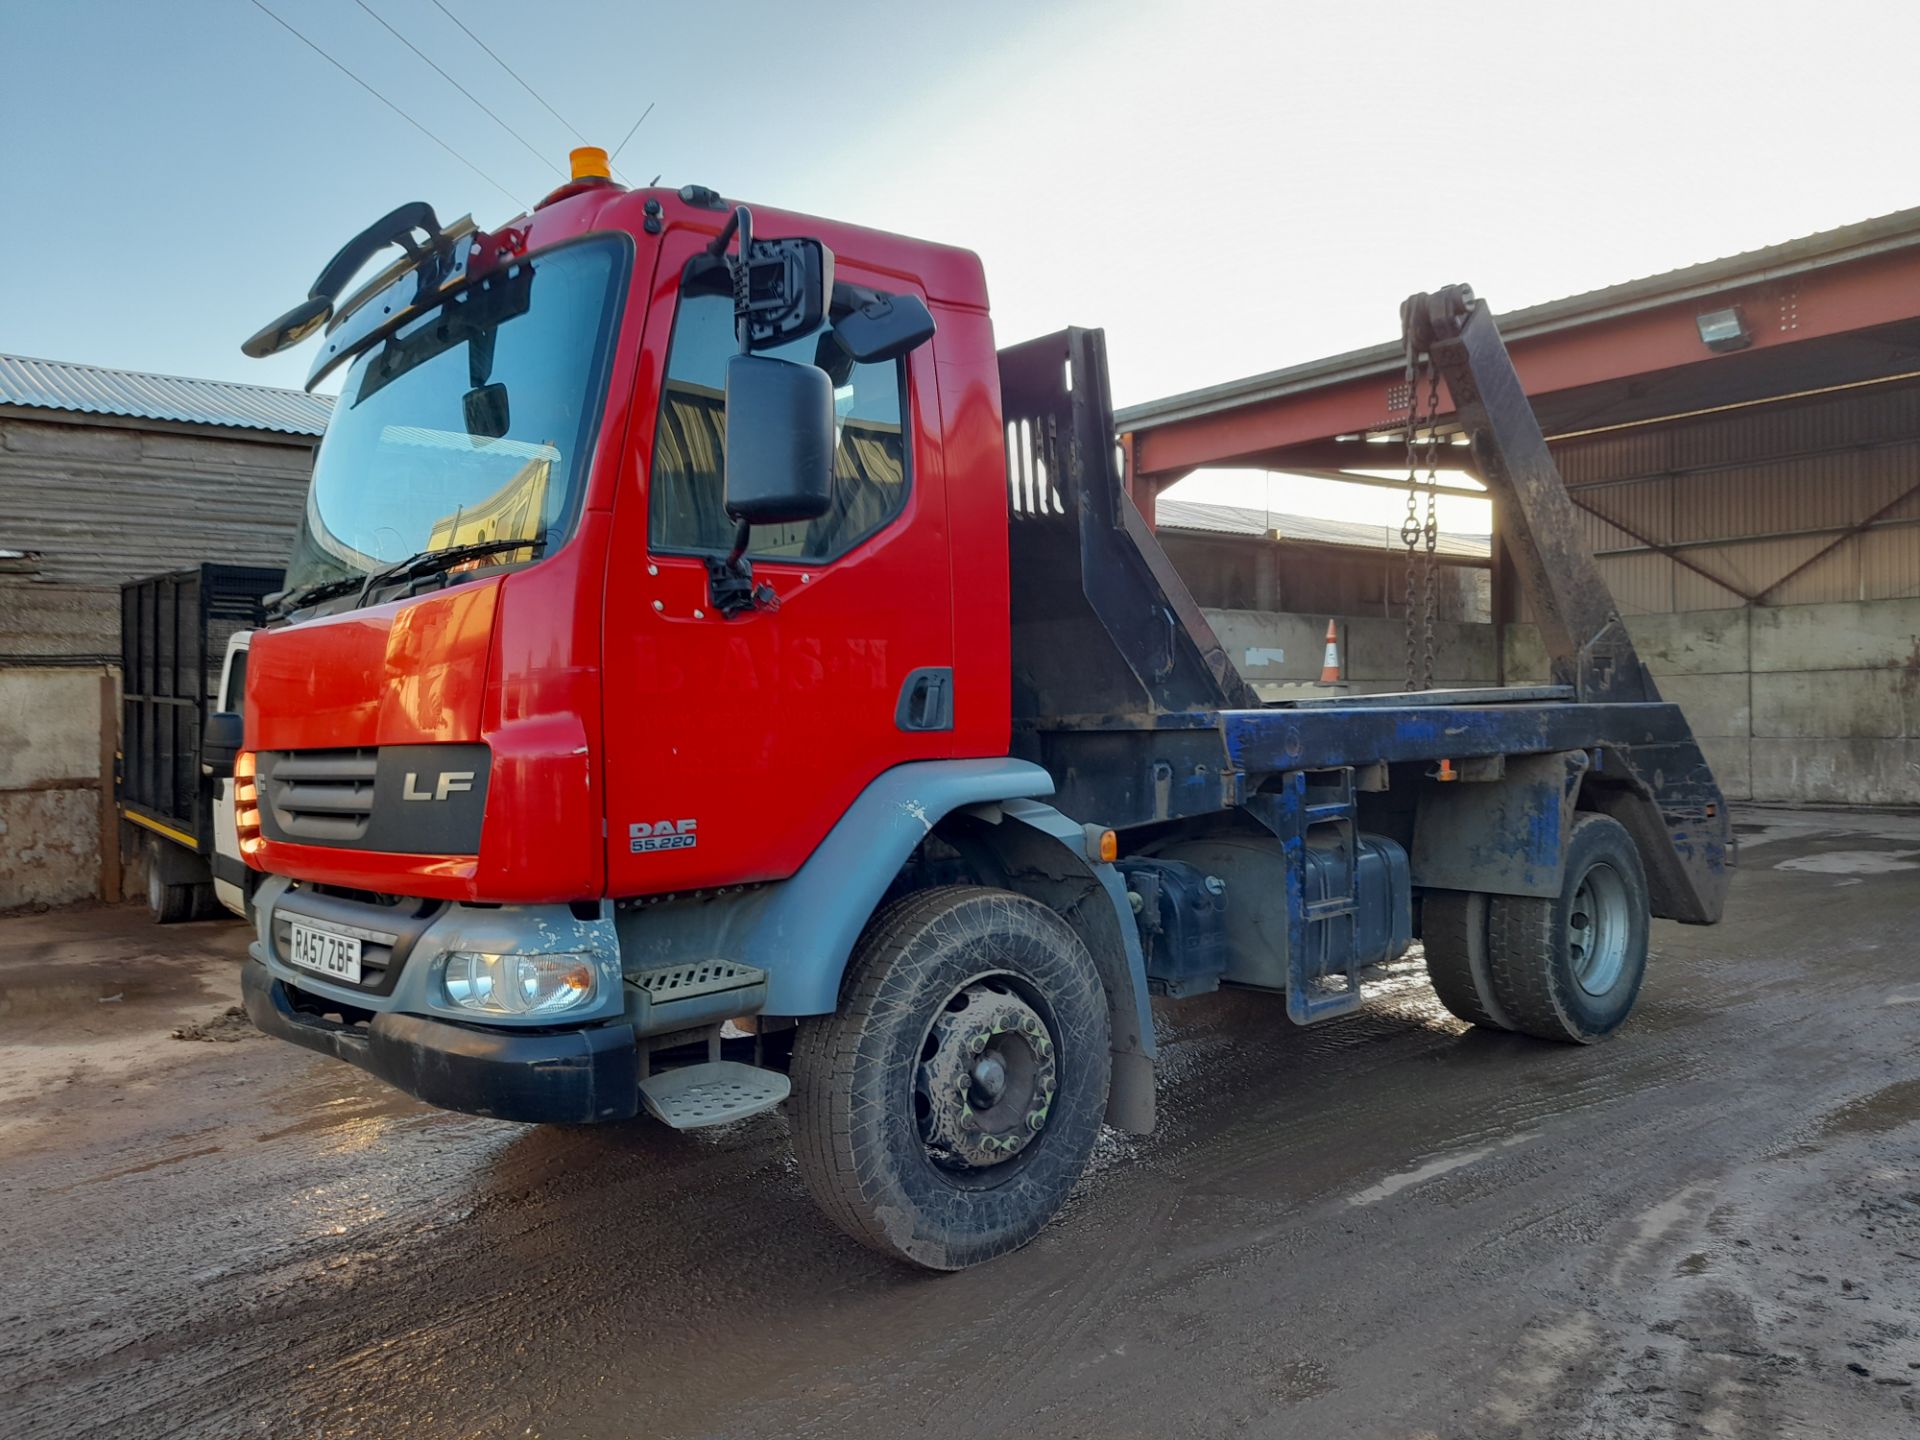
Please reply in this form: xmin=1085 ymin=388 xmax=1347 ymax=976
xmin=1128 ymin=245 xmax=1920 ymax=479
xmin=1566 ymin=493 xmax=1758 ymax=605
xmin=1752 ymin=476 xmax=1920 ymax=604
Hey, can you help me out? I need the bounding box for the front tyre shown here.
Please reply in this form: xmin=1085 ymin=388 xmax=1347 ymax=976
xmin=790 ymin=886 xmax=1110 ymax=1270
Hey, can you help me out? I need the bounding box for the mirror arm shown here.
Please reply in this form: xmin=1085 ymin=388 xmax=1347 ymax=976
xmin=702 ymin=522 xmax=780 ymax=621
xmin=726 ymin=517 xmax=752 ymax=569
xmin=705 ymin=205 xmax=757 ymax=354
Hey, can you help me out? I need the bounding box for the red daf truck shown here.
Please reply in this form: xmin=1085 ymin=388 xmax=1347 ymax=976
xmin=238 ymin=149 xmax=1728 ymax=1268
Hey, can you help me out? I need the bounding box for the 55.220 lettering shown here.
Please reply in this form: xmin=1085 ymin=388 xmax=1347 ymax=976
xmin=630 ymin=818 xmax=698 ymax=854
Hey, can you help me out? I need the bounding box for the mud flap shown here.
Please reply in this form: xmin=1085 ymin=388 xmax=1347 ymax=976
xmin=1411 ymin=750 xmax=1590 ymax=899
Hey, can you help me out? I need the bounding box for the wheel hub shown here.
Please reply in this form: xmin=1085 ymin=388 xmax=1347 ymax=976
xmin=917 ymin=981 xmax=1058 ymax=1170
xmin=1569 ymin=862 xmax=1631 ymax=997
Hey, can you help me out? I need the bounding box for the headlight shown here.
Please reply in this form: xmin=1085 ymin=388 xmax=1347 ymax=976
xmin=442 ymin=951 xmax=597 ymax=1016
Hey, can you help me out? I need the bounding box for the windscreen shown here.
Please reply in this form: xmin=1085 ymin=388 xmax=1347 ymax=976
xmin=283 ymin=237 xmax=625 ymax=594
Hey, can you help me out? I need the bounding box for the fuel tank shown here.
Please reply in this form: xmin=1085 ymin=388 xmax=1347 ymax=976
xmin=1151 ymin=833 xmax=1412 ymax=991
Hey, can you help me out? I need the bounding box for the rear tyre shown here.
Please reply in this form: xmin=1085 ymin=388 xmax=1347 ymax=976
xmin=147 ymin=865 xmax=196 ymax=925
xmin=1421 ymin=890 xmax=1513 ymax=1031
xmin=789 ymin=885 xmax=1110 ymax=1271
xmin=1484 ymin=814 xmax=1650 ymax=1043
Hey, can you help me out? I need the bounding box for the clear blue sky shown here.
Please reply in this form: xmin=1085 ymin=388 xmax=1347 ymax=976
xmin=6 ymin=0 xmax=1918 ymax=454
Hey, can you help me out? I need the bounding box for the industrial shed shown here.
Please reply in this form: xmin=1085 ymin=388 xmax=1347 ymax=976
xmin=1120 ymin=207 xmax=1920 ymax=804
xmin=0 ymin=356 xmax=327 ymax=906
xmin=1153 ymin=498 xmax=1491 ymax=698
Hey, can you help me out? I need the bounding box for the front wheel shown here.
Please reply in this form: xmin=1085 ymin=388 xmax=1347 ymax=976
xmin=1484 ymin=813 xmax=1652 ymax=1042
xmin=789 ymin=886 xmax=1111 ymax=1270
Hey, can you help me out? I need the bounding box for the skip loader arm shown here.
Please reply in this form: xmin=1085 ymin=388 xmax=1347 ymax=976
xmin=1405 ymin=286 xmax=1654 ymax=705
xmin=1401 ymin=286 xmax=1731 ymax=923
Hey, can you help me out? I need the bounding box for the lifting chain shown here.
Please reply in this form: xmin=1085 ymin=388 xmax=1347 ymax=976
xmin=1401 ymin=339 xmax=1442 ymax=691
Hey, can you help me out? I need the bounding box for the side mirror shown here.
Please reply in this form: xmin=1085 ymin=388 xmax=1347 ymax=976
xmin=740 ymin=237 xmax=833 ymax=351
xmin=723 ymin=354 xmax=834 ymax=525
xmin=463 ymin=382 xmax=510 ymax=440
xmin=202 ymin=711 xmax=245 ymax=776
xmin=241 ymin=295 xmax=332 ymax=360
xmin=705 ymin=208 xmax=835 ymax=353
xmin=831 ymin=291 xmax=936 ymax=364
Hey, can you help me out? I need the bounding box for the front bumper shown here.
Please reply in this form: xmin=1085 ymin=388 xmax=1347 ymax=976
xmin=242 ymin=957 xmax=640 ymax=1123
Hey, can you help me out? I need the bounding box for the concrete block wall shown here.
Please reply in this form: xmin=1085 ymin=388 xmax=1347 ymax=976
xmin=1214 ymin=597 xmax=1920 ymax=806
xmin=1505 ymin=608 xmax=1755 ymax=800
xmin=0 ymin=667 xmax=108 ymax=907
xmin=1748 ymin=599 xmax=1920 ymax=805
xmin=1207 ymin=609 xmax=1497 ymax=698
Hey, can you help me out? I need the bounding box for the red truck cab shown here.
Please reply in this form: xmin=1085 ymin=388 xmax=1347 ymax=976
xmin=247 ymin=182 xmax=1008 ymax=905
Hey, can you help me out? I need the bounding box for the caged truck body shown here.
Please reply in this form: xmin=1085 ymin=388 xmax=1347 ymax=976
xmin=119 ymin=563 xmax=275 ymax=922
xmin=235 ymin=153 xmax=1729 ymax=1268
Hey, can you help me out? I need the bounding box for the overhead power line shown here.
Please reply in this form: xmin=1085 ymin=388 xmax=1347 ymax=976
xmin=610 ymin=102 xmax=654 ymax=167
xmin=353 ymin=0 xmax=562 ymax=178
xmin=426 ymin=0 xmax=586 ymax=145
xmin=245 ymin=0 xmax=523 ymax=208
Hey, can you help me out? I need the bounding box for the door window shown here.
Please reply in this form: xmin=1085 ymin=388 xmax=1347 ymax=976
xmin=221 ymin=647 xmax=249 ymax=712
xmin=649 ymin=291 xmax=909 ymax=561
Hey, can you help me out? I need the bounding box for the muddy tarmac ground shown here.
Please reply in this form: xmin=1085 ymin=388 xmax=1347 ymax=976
xmin=1 ymin=806 xmax=1916 ymax=1439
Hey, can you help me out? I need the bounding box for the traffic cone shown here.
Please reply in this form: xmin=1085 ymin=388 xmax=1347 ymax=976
xmin=1317 ymin=619 xmax=1342 ymax=686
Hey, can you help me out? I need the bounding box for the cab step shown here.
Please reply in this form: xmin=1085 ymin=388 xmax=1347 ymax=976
xmin=637 ymin=1061 xmax=791 ymax=1130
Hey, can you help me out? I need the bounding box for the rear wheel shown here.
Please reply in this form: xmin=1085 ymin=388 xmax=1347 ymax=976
xmin=1421 ymin=890 xmax=1512 ymax=1031
xmin=790 ymin=886 xmax=1110 ymax=1270
xmin=147 ymin=865 xmax=197 ymax=925
xmin=189 ymin=882 xmax=225 ymax=921
xmin=1484 ymin=814 xmax=1650 ymax=1042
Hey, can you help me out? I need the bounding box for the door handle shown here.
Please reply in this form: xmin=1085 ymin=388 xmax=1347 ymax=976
xmin=895 ymin=667 xmax=955 ymax=732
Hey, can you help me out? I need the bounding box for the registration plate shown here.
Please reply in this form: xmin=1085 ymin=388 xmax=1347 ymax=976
xmin=288 ymin=921 xmax=363 ymax=984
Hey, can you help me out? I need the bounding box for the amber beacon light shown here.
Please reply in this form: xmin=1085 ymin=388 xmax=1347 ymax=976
xmin=570 ymin=146 xmax=611 ymax=181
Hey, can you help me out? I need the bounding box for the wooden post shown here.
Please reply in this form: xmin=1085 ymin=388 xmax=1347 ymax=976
xmin=98 ymin=670 xmax=121 ymax=903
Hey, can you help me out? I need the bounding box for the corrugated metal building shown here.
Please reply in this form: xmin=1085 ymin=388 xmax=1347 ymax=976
xmin=1560 ymin=379 xmax=1920 ymax=613
xmin=1121 ymin=207 xmax=1920 ymax=802
xmin=0 ymin=355 xmax=328 ymax=906
xmin=1155 ymin=497 xmax=1490 ymax=621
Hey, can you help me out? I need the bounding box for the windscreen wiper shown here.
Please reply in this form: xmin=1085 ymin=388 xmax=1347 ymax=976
xmin=354 ymin=537 xmax=547 ymax=607
xmin=269 ymin=538 xmax=544 ymax=619
xmin=266 ymin=574 xmax=368 ymax=617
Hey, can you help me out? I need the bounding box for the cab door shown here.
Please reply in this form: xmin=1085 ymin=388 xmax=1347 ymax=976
xmin=601 ymin=227 xmax=954 ymax=896
xmin=210 ymin=634 xmax=251 ymax=918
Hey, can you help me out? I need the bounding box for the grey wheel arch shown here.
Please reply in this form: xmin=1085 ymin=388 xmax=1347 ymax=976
xmin=613 ymin=760 xmax=1157 ymax=1134
xmin=940 ymin=797 xmax=1158 ymax=1135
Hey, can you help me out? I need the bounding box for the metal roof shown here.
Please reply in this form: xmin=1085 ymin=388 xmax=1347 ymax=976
xmin=1116 ymin=204 xmax=1920 ymax=433
xmin=0 ymin=353 xmax=333 ymax=437
xmin=1156 ymin=497 xmax=1491 ymax=559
